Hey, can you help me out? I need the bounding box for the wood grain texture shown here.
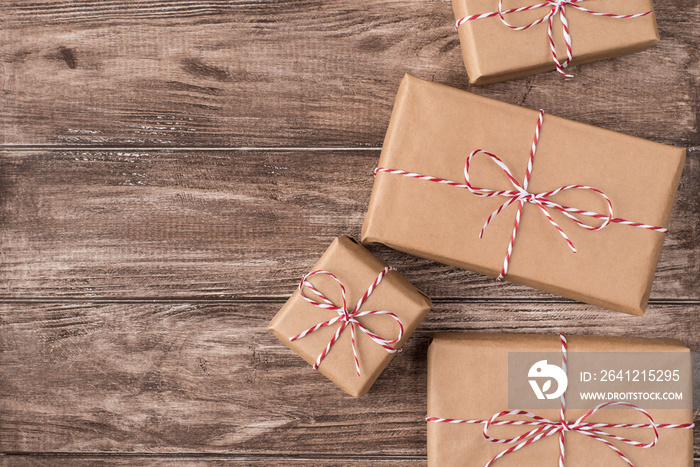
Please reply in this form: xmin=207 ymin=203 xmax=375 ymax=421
xmin=0 ymin=456 xmax=425 ymax=467
xmin=1 ymin=457 xmax=698 ymax=467
xmin=1 ymin=301 xmax=698 ymax=456
xmin=1 ymin=149 xmax=697 ymax=300
xmin=0 ymin=0 xmax=697 ymax=147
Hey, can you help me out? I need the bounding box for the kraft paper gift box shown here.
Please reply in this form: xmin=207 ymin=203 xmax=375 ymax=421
xmin=268 ymin=235 xmax=432 ymax=397
xmin=427 ymin=333 xmax=694 ymax=466
xmin=452 ymin=0 xmax=659 ymax=85
xmin=361 ymin=74 xmax=685 ymax=315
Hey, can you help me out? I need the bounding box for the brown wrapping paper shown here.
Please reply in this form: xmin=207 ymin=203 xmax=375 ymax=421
xmin=361 ymin=74 xmax=685 ymax=315
xmin=427 ymin=333 xmax=693 ymax=466
xmin=453 ymin=0 xmax=659 ymax=85
xmin=268 ymin=236 xmax=432 ymax=397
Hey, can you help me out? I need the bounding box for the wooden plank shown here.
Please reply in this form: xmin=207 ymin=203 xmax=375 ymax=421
xmin=1 ymin=301 xmax=698 ymax=455
xmin=1 ymin=149 xmax=697 ymax=300
xmin=4 ymin=457 xmax=694 ymax=466
xmin=0 ymin=456 xmax=425 ymax=466
xmin=1 ymin=0 xmax=697 ymax=147
xmin=1 ymin=458 xmax=698 ymax=467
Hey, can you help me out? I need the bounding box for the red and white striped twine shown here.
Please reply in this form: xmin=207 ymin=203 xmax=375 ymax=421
xmin=374 ymin=110 xmax=668 ymax=281
xmin=426 ymin=334 xmax=694 ymax=467
xmin=455 ymin=0 xmax=652 ymax=78
xmin=289 ymin=266 xmax=404 ymax=377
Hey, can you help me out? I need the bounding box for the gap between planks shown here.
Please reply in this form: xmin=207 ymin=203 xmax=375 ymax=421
xmin=0 ymin=297 xmax=698 ymax=305
xmin=0 ymin=453 xmax=426 ymax=460
xmin=0 ymin=453 xmax=698 ymax=462
xmin=1 ymin=146 xmax=698 ymax=151
xmin=0 ymin=146 xmax=383 ymax=152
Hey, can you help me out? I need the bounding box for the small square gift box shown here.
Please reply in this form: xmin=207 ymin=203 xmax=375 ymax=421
xmin=426 ymin=333 xmax=695 ymax=466
xmin=268 ymin=235 xmax=432 ymax=397
xmin=362 ymin=74 xmax=685 ymax=315
xmin=452 ymin=0 xmax=659 ymax=85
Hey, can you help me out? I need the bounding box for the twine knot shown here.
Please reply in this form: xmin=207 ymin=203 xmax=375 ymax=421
xmin=560 ymin=419 xmax=572 ymax=432
xmin=547 ymin=0 xmax=568 ymax=9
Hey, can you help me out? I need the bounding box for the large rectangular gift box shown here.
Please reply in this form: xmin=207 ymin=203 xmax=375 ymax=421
xmin=427 ymin=333 xmax=694 ymax=466
xmin=269 ymin=235 xmax=432 ymax=397
xmin=453 ymin=0 xmax=659 ymax=85
xmin=361 ymin=74 xmax=685 ymax=315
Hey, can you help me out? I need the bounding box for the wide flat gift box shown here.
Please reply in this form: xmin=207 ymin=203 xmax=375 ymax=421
xmin=361 ymin=74 xmax=685 ymax=315
xmin=269 ymin=235 xmax=432 ymax=397
xmin=453 ymin=0 xmax=659 ymax=85
xmin=427 ymin=333 xmax=694 ymax=466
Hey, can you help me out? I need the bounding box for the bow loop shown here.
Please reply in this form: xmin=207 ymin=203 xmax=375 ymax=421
xmin=464 ymin=149 xmax=525 ymax=196
xmin=573 ymin=401 xmax=659 ymax=449
xmin=483 ymin=409 xmax=560 ymax=445
xmin=290 ymin=266 xmax=403 ymax=376
xmin=497 ymin=0 xmax=565 ymax=31
xmin=299 ymin=270 xmax=348 ymax=314
xmin=536 ymin=184 xmax=614 ymax=231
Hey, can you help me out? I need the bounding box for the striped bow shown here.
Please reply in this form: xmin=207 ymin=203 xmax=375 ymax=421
xmin=455 ymin=0 xmax=653 ymax=77
xmin=374 ymin=110 xmax=668 ymax=281
xmin=289 ymin=267 xmax=404 ymax=376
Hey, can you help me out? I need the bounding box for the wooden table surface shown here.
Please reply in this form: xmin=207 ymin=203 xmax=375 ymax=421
xmin=1 ymin=1 xmax=698 ymax=465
